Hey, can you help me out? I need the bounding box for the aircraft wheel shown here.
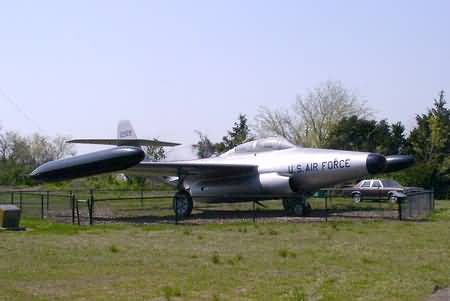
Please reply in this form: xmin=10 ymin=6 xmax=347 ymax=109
xmin=173 ymin=191 xmax=193 ymax=218
xmin=282 ymin=199 xmax=292 ymax=211
xmin=304 ymin=202 xmax=312 ymax=215
xmin=283 ymin=199 xmax=310 ymax=217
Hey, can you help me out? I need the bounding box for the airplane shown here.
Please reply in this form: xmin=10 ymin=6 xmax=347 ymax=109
xmin=30 ymin=120 xmax=415 ymax=217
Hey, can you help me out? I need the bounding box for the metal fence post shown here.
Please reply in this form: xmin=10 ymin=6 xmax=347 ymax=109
xmin=19 ymin=191 xmax=23 ymax=209
xmin=175 ymin=197 xmax=178 ymax=225
xmin=325 ymin=191 xmax=328 ymax=222
xmin=46 ymin=191 xmax=49 ymax=211
xmin=70 ymin=192 xmax=75 ymax=225
xmin=398 ymin=197 xmax=402 ymax=221
xmin=409 ymin=196 xmax=412 ymax=219
xmin=252 ymin=201 xmax=256 ymax=223
xmin=76 ymin=197 xmax=80 ymax=226
xmin=140 ymin=188 xmax=144 ymax=207
xmin=10 ymin=192 xmax=14 ymax=205
xmin=41 ymin=194 xmax=44 ymax=219
xmin=432 ymin=191 xmax=435 ymax=210
xmin=89 ymin=189 xmax=94 ymax=225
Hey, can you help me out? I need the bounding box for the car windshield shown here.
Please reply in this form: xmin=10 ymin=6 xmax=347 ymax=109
xmin=381 ymin=179 xmax=402 ymax=188
xmin=371 ymin=181 xmax=382 ymax=188
xmin=360 ymin=181 xmax=371 ymax=187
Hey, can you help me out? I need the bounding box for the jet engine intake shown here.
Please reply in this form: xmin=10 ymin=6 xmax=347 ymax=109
xmin=259 ymin=173 xmax=295 ymax=195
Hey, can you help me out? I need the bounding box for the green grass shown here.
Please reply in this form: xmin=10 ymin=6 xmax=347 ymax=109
xmin=0 ymin=201 xmax=449 ymax=301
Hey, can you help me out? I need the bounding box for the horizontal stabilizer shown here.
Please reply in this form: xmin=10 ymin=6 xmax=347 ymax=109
xmin=67 ymin=139 xmax=180 ymax=147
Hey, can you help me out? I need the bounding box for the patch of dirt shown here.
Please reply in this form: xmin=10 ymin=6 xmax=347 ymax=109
xmin=425 ymin=287 xmax=450 ymax=301
xmin=46 ymin=206 xmax=400 ymax=225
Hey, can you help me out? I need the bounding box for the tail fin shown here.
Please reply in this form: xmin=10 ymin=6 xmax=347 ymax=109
xmin=118 ymin=120 xmax=137 ymax=139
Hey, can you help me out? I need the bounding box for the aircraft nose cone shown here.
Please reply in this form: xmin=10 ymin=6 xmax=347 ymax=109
xmin=366 ymin=153 xmax=387 ymax=174
xmin=30 ymin=169 xmax=38 ymax=178
xmin=384 ymin=155 xmax=416 ymax=172
xmin=30 ymin=166 xmax=44 ymax=180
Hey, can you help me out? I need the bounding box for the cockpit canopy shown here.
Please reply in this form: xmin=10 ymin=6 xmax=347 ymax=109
xmin=222 ymin=137 xmax=296 ymax=156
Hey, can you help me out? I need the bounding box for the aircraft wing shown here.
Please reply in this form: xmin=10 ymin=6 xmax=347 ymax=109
xmin=125 ymin=161 xmax=258 ymax=178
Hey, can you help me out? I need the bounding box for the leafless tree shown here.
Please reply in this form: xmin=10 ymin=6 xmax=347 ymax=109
xmin=254 ymin=80 xmax=372 ymax=147
xmin=53 ymin=135 xmax=76 ymax=159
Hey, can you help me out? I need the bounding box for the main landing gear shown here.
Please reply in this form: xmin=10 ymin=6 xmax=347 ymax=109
xmin=173 ymin=190 xmax=193 ymax=218
xmin=282 ymin=198 xmax=311 ymax=217
xmin=172 ymin=170 xmax=193 ymax=218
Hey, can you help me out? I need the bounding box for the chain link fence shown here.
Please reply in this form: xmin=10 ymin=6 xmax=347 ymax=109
xmin=0 ymin=188 xmax=436 ymax=225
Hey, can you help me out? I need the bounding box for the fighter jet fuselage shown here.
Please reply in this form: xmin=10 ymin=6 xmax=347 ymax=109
xmin=30 ymin=121 xmax=415 ymax=217
xmin=182 ymin=147 xmax=383 ymax=202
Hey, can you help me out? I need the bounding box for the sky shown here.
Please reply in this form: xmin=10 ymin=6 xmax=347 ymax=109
xmin=0 ymin=0 xmax=449 ymax=155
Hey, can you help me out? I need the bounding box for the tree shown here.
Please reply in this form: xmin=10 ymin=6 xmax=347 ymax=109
xmin=53 ymin=135 xmax=76 ymax=160
xmin=217 ymin=114 xmax=251 ymax=153
xmin=254 ymin=107 xmax=300 ymax=143
xmin=400 ymin=90 xmax=450 ymax=196
xmin=194 ymin=130 xmax=216 ymax=159
xmin=254 ymin=80 xmax=371 ymax=147
xmin=194 ymin=114 xmax=252 ymax=157
xmin=144 ymin=144 xmax=166 ymax=162
xmin=390 ymin=122 xmax=406 ymax=155
xmin=0 ymin=126 xmax=77 ymax=185
xmin=325 ymin=116 xmax=406 ymax=155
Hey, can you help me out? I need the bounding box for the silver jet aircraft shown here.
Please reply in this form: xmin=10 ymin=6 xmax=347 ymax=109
xmin=31 ymin=121 xmax=415 ymax=217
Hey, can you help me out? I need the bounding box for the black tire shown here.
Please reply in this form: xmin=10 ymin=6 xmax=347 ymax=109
xmin=173 ymin=191 xmax=193 ymax=218
xmin=304 ymin=202 xmax=312 ymax=216
xmin=283 ymin=199 xmax=310 ymax=217
xmin=282 ymin=199 xmax=292 ymax=211
xmin=352 ymin=193 xmax=361 ymax=204
xmin=388 ymin=194 xmax=398 ymax=204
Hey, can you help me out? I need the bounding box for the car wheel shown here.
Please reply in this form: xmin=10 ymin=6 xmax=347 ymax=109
xmin=352 ymin=193 xmax=361 ymax=204
xmin=388 ymin=194 xmax=398 ymax=204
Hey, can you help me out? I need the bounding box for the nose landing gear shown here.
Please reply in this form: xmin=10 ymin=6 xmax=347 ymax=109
xmin=172 ymin=169 xmax=193 ymax=218
xmin=173 ymin=190 xmax=193 ymax=218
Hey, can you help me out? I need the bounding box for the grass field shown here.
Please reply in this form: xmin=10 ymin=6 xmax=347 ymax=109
xmin=0 ymin=201 xmax=449 ymax=301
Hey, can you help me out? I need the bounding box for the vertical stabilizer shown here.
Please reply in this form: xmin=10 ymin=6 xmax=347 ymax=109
xmin=118 ymin=120 xmax=137 ymax=139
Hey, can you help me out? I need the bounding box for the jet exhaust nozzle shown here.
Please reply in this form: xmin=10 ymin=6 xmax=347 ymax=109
xmin=30 ymin=146 xmax=145 ymax=182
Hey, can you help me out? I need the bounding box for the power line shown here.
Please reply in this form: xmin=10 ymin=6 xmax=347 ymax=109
xmin=0 ymin=87 xmax=44 ymax=133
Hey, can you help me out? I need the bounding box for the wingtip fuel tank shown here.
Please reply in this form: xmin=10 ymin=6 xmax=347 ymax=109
xmin=30 ymin=146 xmax=145 ymax=182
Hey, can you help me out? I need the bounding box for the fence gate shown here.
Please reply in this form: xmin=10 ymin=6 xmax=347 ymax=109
xmin=400 ymin=191 xmax=434 ymax=220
